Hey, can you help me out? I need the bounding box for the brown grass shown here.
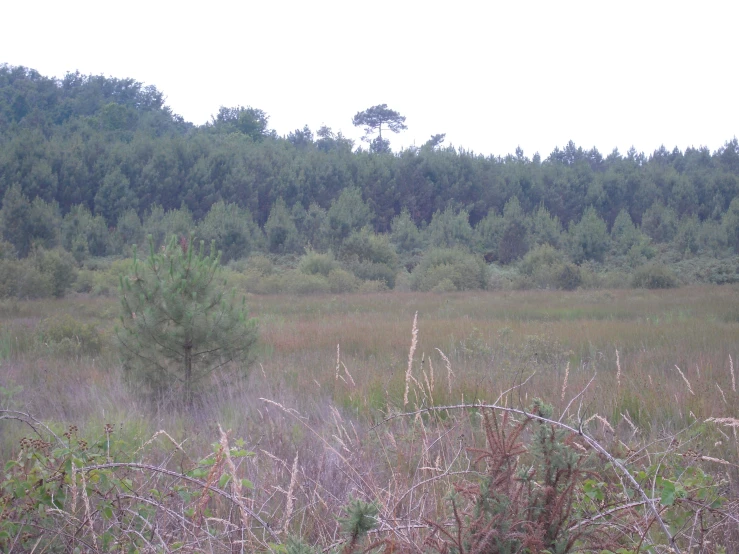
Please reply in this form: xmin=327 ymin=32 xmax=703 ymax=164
xmin=1 ymin=286 xmax=739 ymax=550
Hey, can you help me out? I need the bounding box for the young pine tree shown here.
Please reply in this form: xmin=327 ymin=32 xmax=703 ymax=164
xmin=117 ymin=234 xmax=258 ymax=408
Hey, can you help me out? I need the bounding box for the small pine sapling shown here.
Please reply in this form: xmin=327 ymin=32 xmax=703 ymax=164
xmin=117 ymin=233 xmax=257 ymax=409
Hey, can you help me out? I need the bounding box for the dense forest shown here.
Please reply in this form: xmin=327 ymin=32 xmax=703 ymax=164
xmin=1 ymin=63 xmax=739 ymax=296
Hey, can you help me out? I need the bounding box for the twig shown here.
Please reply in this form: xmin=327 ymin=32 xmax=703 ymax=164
xmin=373 ymin=402 xmax=683 ymax=554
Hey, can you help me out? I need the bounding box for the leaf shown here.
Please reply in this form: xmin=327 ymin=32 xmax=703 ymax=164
xmin=4 ymin=460 xmax=19 ymax=471
xmin=218 ymin=473 xmax=231 ymax=488
xmin=660 ymin=480 xmax=676 ymax=506
xmin=241 ymin=478 xmax=254 ymax=490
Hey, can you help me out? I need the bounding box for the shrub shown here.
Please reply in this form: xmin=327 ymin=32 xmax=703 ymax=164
xmin=515 ymin=245 xmax=581 ymax=290
xmin=631 ymin=263 xmax=679 ymax=289
xmin=91 ymin=258 xmax=134 ymax=296
xmin=283 ymin=271 xmax=330 ymax=294
xmin=393 ymin=269 xmax=413 ymax=291
xmin=36 ymin=313 xmax=103 ymax=356
xmin=328 ymin=268 xmax=359 ymax=293
xmin=518 ymin=244 xmax=565 ymax=276
xmin=699 ymin=257 xmax=739 ymax=284
xmin=430 ymin=277 xmax=457 ymax=293
xmin=246 ymin=254 xmax=274 ymax=276
xmin=73 ymin=269 xmax=95 ymax=293
xmin=33 ymin=248 xmax=78 ymax=298
xmin=340 ymin=230 xmax=398 ymax=288
xmin=487 ymin=264 xmax=516 ymax=290
xmin=299 ymin=250 xmax=338 ymax=277
xmin=554 ymin=262 xmax=582 ymax=290
xmin=411 ymin=248 xmax=487 ymax=291
xmin=344 ymin=260 xmax=396 ymax=288
xmin=264 ymin=198 xmax=302 ymax=253
xmin=357 ymin=279 xmax=388 ymax=293
xmin=0 ymin=259 xmax=52 ymax=299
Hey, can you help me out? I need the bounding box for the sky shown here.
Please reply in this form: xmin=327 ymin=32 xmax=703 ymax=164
xmin=3 ymin=0 xmax=737 ymax=158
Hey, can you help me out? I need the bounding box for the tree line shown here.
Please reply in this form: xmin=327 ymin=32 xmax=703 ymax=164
xmin=1 ymin=63 xmax=739 ymax=288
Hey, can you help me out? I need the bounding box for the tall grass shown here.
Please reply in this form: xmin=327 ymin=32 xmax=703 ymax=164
xmin=1 ymin=286 xmax=738 ymax=550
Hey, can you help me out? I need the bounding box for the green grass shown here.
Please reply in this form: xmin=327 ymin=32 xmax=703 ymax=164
xmin=1 ymin=285 xmax=737 ymax=438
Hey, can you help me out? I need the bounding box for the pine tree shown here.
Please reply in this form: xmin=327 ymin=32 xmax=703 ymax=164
xmin=117 ymin=234 xmax=257 ymax=408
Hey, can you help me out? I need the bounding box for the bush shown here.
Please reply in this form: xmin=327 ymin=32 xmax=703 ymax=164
xmin=36 ymin=314 xmax=103 ymax=356
xmin=283 ymin=271 xmax=330 ymax=294
xmin=411 ymin=249 xmax=487 ymax=291
xmin=33 ymin=248 xmax=78 ymax=298
xmin=61 ymin=204 xmax=110 ymax=261
xmin=514 ymin=245 xmax=581 ymax=290
xmin=699 ymin=258 xmax=739 ymax=284
xmin=430 ymin=277 xmax=457 ymax=293
xmin=90 ymin=259 xmax=134 ymax=296
xmin=357 ymin=279 xmax=388 ymax=293
xmin=487 ymin=264 xmax=516 ymax=290
xmin=518 ymin=244 xmax=565 ymax=276
xmin=344 ymin=260 xmax=396 ymax=288
xmin=554 ymin=263 xmax=582 ymax=290
xmin=328 ymin=268 xmax=359 ymax=293
xmin=393 ymin=269 xmax=413 ymax=291
xmin=73 ymin=269 xmax=95 ymax=293
xmin=631 ymin=264 xmax=679 ymax=289
xmin=299 ymin=251 xmax=338 ymax=277
xmin=340 ymin=230 xmax=398 ymax=288
xmin=0 ymin=259 xmax=52 ymax=299
xmin=245 ymin=254 xmax=275 ymax=276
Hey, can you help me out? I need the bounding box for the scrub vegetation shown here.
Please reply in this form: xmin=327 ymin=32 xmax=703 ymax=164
xmin=1 ymin=288 xmax=739 ymax=552
xmin=1 ymin=64 xmax=739 ymax=552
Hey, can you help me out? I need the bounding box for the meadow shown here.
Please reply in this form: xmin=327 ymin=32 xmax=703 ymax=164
xmin=1 ymin=286 xmax=738 ymax=552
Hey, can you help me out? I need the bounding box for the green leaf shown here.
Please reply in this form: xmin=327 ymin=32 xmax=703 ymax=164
xmin=4 ymin=460 xmax=19 ymax=471
xmin=189 ymin=468 xmax=208 ymax=478
xmin=14 ymin=481 xmax=28 ymax=498
xmin=241 ymin=478 xmax=254 ymax=490
xmin=660 ymin=480 xmax=676 ymax=506
xmin=218 ymin=473 xmax=231 ymax=488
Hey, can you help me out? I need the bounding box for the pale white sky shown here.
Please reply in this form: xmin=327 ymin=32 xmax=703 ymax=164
xmin=3 ymin=0 xmax=737 ymax=158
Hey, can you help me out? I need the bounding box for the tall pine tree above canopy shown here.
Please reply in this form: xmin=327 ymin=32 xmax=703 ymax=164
xmin=352 ymin=104 xmax=407 ymax=153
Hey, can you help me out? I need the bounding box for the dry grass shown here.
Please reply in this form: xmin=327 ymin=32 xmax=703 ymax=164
xmin=1 ymin=286 xmax=739 ymax=551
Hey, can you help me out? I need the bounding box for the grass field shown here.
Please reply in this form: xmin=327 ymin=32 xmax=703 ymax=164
xmin=1 ymin=286 xmax=738 ymax=551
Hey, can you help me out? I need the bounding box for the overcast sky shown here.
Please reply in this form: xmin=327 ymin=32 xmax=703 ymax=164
xmin=3 ymin=0 xmax=737 ymax=158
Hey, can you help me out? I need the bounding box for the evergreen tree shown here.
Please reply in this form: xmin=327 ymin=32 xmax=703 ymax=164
xmin=352 ymin=104 xmax=407 ymax=152
xmin=425 ymin=207 xmax=474 ymax=249
xmin=117 ymin=234 xmax=258 ymax=408
xmin=0 ymin=184 xmax=32 ymax=257
xmin=567 ymin=207 xmax=610 ymax=263
xmin=497 ymin=197 xmax=529 ymax=264
xmin=197 ymin=201 xmax=262 ymax=263
xmin=327 ymin=187 xmax=372 ymax=247
xmin=264 ymin=198 xmax=301 ymax=253
xmin=61 ymin=204 xmax=110 ymax=261
xmin=390 ymin=208 xmax=424 ymax=254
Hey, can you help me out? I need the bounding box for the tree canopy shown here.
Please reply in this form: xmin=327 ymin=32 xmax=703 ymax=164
xmin=1 ymin=63 xmax=739 ymax=294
